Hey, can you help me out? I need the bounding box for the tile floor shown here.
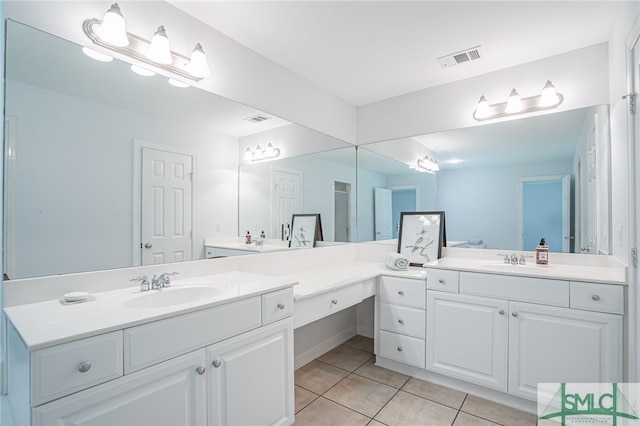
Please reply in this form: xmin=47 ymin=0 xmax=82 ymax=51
xmin=294 ymin=335 xmax=538 ymax=426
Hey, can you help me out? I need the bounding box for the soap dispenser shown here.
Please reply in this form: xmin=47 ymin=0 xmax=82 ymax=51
xmin=245 ymin=231 xmax=252 ymax=244
xmin=536 ymin=238 xmax=549 ymax=265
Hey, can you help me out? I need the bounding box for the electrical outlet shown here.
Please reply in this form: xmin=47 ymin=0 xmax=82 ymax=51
xmin=216 ymin=222 xmax=222 ymax=232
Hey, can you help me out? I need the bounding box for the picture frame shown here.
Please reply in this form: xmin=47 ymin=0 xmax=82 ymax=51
xmin=397 ymin=211 xmax=445 ymax=266
xmin=289 ymin=214 xmax=323 ymax=248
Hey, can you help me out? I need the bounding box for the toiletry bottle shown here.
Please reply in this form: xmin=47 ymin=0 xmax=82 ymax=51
xmin=260 ymin=230 xmax=266 ymax=239
xmin=536 ymin=238 xmax=549 ymax=265
xmin=245 ymin=231 xmax=252 ymax=244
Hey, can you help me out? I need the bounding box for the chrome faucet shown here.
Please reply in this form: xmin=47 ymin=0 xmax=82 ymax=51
xmin=159 ymin=272 xmax=177 ymax=287
xmin=131 ymin=272 xmax=178 ymax=292
xmin=510 ymin=254 xmax=518 ymax=265
xmin=130 ymin=275 xmax=150 ymax=291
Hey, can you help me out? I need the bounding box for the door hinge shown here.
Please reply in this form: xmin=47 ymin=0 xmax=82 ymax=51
xmin=623 ymin=92 xmax=637 ymax=115
xmin=632 ymin=247 xmax=638 ymax=268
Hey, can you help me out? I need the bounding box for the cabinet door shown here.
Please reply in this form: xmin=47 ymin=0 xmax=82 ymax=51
xmin=508 ymin=301 xmax=622 ymax=401
xmin=33 ymin=350 xmax=207 ymax=426
xmin=207 ymin=319 xmax=294 ymax=426
xmin=426 ymin=292 xmax=508 ymax=391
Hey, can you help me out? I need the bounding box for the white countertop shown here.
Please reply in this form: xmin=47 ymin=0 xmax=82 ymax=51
xmin=4 ymin=271 xmax=296 ymax=350
xmin=425 ymin=256 xmax=626 ymax=285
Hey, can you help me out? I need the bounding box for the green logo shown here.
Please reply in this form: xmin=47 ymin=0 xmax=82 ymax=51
xmin=539 ymin=383 xmax=639 ymax=425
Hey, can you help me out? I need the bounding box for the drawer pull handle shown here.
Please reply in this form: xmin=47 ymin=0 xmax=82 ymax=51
xmin=77 ymin=361 xmax=92 ymax=373
xmin=438 ymin=278 xmax=445 ymax=284
xmin=331 ymin=299 xmax=338 ymax=305
xmin=592 ymin=295 xmax=600 ymax=301
xmin=498 ymin=309 xmax=505 ymax=315
xmin=196 ymin=366 xmax=206 ymax=375
xmin=398 ymin=290 xmax=404 ymax=296
xmin=512 ymin=311 xmax=519 ymax=317
xmin=398 ymin=318 xmax=404 ymax=324
xmin=212 ymin=360 xmax=221 ymax=368
xmin=397 ymin=346 xmax=403 ymax=352
xmin=277 ymin=303 xmax=285 ymax=309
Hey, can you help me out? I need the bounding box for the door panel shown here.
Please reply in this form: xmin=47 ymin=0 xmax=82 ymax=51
xmin=374 ymin=188 xmax=392 ymax=240
xmin=273 ymin=170 xmax=302 ymax=240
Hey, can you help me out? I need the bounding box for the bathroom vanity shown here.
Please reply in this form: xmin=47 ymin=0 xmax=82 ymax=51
xmin=4 ymin=272 xmax=296 ymax=426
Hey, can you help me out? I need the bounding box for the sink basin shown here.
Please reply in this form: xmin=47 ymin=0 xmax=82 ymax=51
xmin=123 ymin=286 xmax=222 ymax=309
xmin=480 ymin=263 xmax=561 ymax=273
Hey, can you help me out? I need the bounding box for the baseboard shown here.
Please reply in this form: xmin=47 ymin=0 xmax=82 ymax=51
xmin=294 ymin=325 xmax=357 ymax=369
xmin=356 ymin=324 xmax=374 ymax=338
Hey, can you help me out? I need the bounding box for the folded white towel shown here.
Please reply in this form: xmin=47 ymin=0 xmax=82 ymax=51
xmin=385 ymin=253 xmax=410 ymax=271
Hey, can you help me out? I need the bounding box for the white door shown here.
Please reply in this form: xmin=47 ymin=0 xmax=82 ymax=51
xmin=273 ymin=169 xmax=302 ymax=240
xmin=374 ymin=188 xmax=392 ymax=240
xmin=33 ymin=350 xmax=207 ymax=425
xmin=207 ymin=320 xmax=294 ymax=426
xmin=334 ymin=181 xmax=351 ymax=242
xmin=508 ymin=301 xmax=622 ymax=401
xmin=426 ymin=292 xmax=508 ymax=392
xmin=581 ymin=127 xmax=597 ymax=253
xmin=561 ymin=174 xmax=571 ymax=252
xmin=141 ymin=148 xmax=193 ymax=265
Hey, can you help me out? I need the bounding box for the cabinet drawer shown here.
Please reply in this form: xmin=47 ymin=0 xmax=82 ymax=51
xmin=426 ymin=269 xmax=459 ymax=293
xmin=31 ymin=331 xmax=123 ymax=406
xmin=124 ymin=297 xmax=261 ymax=373
xmin=294 ymin=283 xmax=363 ymax=328
xmin=379 ymin=303 xmax=426 ymax=339
xmin=459 ymin=272 xmax=569 ymax=306
xmin=378 ymin=330 xmax=425 ymax=368
xmin=379 ymin=276 xmax=425 ymax=309
xmin=570 ymin=282 xmax=624 ymax=314
xmin=262 ymin=287 xmax=294 ymax=325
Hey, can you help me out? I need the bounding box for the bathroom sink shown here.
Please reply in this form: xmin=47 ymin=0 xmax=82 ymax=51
xmin=479 ymin=262 xmax=562 ymax=274
xmin=123 ymin=286 xmax=222 ymax=309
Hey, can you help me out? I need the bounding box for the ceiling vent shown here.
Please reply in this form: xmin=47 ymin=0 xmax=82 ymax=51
xmin=437 ymin=46 xmax=484 ymax=68
xmin=244 ymin=114 xmax=271 ymax=124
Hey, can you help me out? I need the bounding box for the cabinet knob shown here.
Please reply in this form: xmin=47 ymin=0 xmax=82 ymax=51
xmin=397 ymin=346 xmax=403 ymax=352
xmin=511 ymin=311 xmax=519 ymax=317
xmin=398 ymin=318 xmax=404 ymax=324
xmin=77 ymin=361 xmax=92 ymax=373
xmin=398 ymin=290 xmax=404 ymax=296
xmin=592 ymin=294 xmax=600 ymax=301
xmin=277 ymin=303 xmax=285 ymax=309
xmin=438 ymin=278 xmax=445 ymax=284
xmin=498 ymin=309 xmax=505 ymax=315
xmin=196 ymin=366 xmax=206 ymax=375
xmin=331 ymin=299 xmax=338 ymax=305
xmin=212 ymin=359 xmax=221 ymax=368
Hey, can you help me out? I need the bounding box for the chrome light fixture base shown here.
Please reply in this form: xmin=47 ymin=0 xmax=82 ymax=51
xmin=83 ymin=18 xmax=202 ymax=82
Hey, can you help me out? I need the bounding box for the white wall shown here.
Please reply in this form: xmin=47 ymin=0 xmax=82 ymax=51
xmin=385 ymin=172 xmax=438 ymax=211
xmin=436 ymin=160 xmax=573 ymax=250
xmin=6 ymin=80 xmax=238 ymax=278
xmin=5 ymin=1 xmax=357 ymax=144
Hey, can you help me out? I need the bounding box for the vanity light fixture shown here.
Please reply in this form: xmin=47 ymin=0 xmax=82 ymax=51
xmin=473 ymin=80 xmax=563 ymax=121
xmin=83 ymin=3 xmax=211 ymax=82
xmin=410 ymin=154 xmax=439 ymax=174
xmin=244 ymin=143 xmax=281 ymax=162
xmin=81 ymin=47 xmax=113 ymax=62
xmin=131 ymin=64 xmax=156 ymax=77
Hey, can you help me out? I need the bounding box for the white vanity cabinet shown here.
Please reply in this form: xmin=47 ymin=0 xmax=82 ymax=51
xmin=8 ymin=287 xmax=295 ymax=426
xmin=377 ymin=276 xmax=426 ymax=368
xmin=425 ymin=271 xmax=623 ymax=401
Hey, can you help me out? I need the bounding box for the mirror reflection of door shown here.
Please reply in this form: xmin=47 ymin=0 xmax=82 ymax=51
xmin=581 ymin=127 xmax=598 ymax=253
xmin=374 ymin=188 xmax=392 ymax=240
xmin=273 ymin=169 xmax=302 ymax=240
xmin=520 ymin=175 xmax=571 ymax=252
xmin=141 ymin=147 xmax=194 ymax=265
xmin=334 ymin=181 xmax=351 ymax=242
xmin=391 ymin=187 xmax=418 ymax=239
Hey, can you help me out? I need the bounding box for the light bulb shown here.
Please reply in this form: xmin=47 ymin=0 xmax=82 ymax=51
xmin=168 ymin=78 xmax=189 ymax=88
xmin=505 ymin=88 xmax=523 ymax=113
xmin=188 ymin=43 xmax=211 ymax=78
xmin=147 ymin=26 xmax=172 ymax=64
xmin=131 ymin=65 xmax=156 ymax=77
xmin=244 ymin=147 xmax=253 ymax=161
xmin=539 ymin=80 xmax=560 ymax=107
xmin=97 ymin=3 xmax=128 ymax=47
xmin=475 ymin=95 xmax=491 ymax=118
xmin=82 ymin=47 xmax=113 ymax=62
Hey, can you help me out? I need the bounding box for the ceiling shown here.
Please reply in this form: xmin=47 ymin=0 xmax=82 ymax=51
xmin=168 ymin=1 xmax=626 ymax=106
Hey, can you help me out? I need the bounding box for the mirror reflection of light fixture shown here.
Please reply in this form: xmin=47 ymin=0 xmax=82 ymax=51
xmin=83 ymin=4 xmax=211 ymax=82
xmin=131 ymin=64 xmax=156 ymax=77
xmin=410 ymin=154 xmax=439 ymax=174
xmin=473 ymin=80 xmax=564 ymax=121
xmin=81 ymin=47 xmax=113 ymax=62
xmin=244 ymin=143 xmax=281 ymax=162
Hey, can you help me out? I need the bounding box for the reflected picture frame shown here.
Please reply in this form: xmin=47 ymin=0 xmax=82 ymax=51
xmin=289 ymin=214 xmax=323 ymax=248
xmin=397 ymin=211 xmax=445 ymax=266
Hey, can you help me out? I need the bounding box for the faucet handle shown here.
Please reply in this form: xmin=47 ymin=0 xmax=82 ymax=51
xmin=159 ymin=272 xmax=179 ymax=287
xmin=497 ymin=254 xmax=510 ymax=264
xmin=130 ymin=275 xmax=150 ymax=291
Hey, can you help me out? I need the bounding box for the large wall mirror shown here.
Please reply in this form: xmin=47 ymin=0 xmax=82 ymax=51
xmin=358 ymin=105 xmax=612 ymax=255
xmin=4 ymin=20 xmax=354 ymax=279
